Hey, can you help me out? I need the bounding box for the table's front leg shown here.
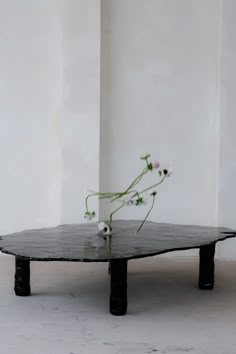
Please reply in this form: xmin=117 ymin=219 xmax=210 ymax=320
xmin=199 ymin=243 xmax=216 ymax=290
xmin=14 ymin=257 xmax=31 ymax=296
xmin=110 ymin=259 xmax=127 ymax=316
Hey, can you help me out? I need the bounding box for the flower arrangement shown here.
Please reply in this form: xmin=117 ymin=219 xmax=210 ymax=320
xmin=84 ymin=153 xmax=172 ymax=238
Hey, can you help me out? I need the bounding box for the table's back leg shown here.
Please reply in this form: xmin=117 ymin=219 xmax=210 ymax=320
xmin=14 ymin=257 xmax=31 ymax=296
xmin=199 ymin=243 xmax=216 ymax=290
xmin=110 ymin=259 xmax=127 ymax=316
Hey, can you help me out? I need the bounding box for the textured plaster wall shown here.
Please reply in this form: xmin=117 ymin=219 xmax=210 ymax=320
xmin=61 ymin=0 xmax=100 ymax=223
xmin=218 ymin=0 xmax=236 ymax=259
xmin=100 ymin=0 xmax=220 ymax=233
xmin=0 ymin=0 xmax=100 ymax=233
xmin=0 ymin=1 xmax=62 ymax=234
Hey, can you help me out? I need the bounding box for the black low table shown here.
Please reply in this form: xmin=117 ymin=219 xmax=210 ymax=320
xmin=0 ymin=220 xmax=236 ymax=316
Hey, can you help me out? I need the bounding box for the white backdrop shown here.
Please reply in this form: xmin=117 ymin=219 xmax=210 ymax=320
xmin=218 ymin=0 xmax=236 ymax=258
xmin=0 ymin=0 xmax=235 ymax=259
xmin=0 ymin=0 xmax=62 ymax=233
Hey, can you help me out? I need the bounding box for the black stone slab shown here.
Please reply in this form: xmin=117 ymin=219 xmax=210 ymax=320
xmin=0 ymin=220 xmax=235 ymax=262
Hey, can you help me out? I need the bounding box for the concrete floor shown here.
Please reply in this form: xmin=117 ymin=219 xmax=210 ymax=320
xmin=0 ymin=255 xmax=236 ymax=354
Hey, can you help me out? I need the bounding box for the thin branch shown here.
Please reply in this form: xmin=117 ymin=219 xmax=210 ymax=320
xmin=136 ymin=194 xmax=156 ymax=233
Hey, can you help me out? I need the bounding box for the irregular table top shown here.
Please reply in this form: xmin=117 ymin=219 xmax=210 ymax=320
xmin=0 ymin=220 xmax=235 ymax=262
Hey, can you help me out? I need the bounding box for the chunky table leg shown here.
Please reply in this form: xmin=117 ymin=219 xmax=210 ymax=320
xmin=110 ymin=259 xmax=127 ymax=316
xmin=14 ymin=257 xmax=31 ymax=296
xmin=199 ymin=243 xmax=215 ymax=290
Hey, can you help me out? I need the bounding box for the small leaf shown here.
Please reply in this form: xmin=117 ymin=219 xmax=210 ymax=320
xmin=147 ymin=163 xmax=153 ymax=171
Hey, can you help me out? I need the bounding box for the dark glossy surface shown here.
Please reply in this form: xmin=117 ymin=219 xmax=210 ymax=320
xmin=0 ymin=220 xmax=235 ymax=262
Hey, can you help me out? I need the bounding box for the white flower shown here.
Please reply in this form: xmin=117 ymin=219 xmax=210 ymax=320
xmin=126 ymin=198 xmax=136 ymax=205
xmin=163 ymin=166 xmax=173 ymax=177
xmin=98 ymin=222 xmax=106 ymax=231
xmin=140 ymin=153 xmax=151 ymax=160
xmin=98 ymin=222 xmax=112 ymax=236
xmin=103 ymin=225 xmax=112 ymax=235
xmin=152 ymin=160 xmax=160 ymax=169
xmin=126 ymin=197 xmax=147 ymax=206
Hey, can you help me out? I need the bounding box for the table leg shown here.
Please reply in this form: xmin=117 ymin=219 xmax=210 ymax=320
xmin=110 ymin=259 xmax=127 ymax=316
xmin=14 ymin=257 xmax=31 ymax=296
xmin=199 ymin=243 xmax=215 ymax=290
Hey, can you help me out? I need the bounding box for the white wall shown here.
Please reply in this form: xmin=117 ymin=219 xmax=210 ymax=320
xmin=61 ymin=0 xmax=100 ymax=223
xmin=0 ymin=0 xmax=100 ymax=234
xmin=100 ymin=0 xmax=220 ymax=231
xmin=0 ymin=0 xmax=62 ymax=234
xmin=218 ymin=0 xmax=236 ymax=259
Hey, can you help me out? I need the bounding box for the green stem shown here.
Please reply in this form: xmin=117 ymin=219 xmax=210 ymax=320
xmin=139 ymin=175 xmax=166 ymax=195
xmin=111 ymin=167 xmax=148 ymax=202
xmin=110 ymin=189 xmax=139 ymax=204
xmin=136 ymin=194 xmax=156 ymax=233
xmin=98 ymin=193 xmax=119 ymax=200
xmin=85 ymin=192 xmax=118 ymax=211
xmin=108 ymin=201 xmax=126 ymax=228
xmin=125 ymin=167 xmax=148 ymax=192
